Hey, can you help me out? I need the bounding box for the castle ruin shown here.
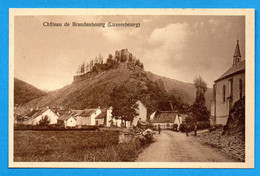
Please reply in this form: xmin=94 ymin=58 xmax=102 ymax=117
xmin=73 ymin=49 xmax=143 ymax=82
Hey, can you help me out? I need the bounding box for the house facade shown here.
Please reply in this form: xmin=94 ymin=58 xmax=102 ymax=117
xmin=57 ymin=108 xmax=102 ymax=127
xmin=132 ymin=100 xmax=147 ymax=126
xmin=151 ymin=111 xmax=178 ymax=130
xmin=73 ymin=108 xmax=101 ymax=126
xmin=106 ymin=100 xmax=148 ymax=128
xmin=95 ymin=109 xmax=107 ymax=126
xmin=24 ymin=108 xmax=59 ymax=125
xmin=64 ymin=117 xmax=77 ymax=127
xmin=211 ymin=40 xmax=245 ymax=126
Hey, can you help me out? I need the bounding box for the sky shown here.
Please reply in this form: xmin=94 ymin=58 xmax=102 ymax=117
xmin=14 ymin=15 xmax=245 ymax=91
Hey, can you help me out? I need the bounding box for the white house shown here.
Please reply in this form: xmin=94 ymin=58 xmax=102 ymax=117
xmin=106 ymin=107 xmax=113 ymax=127
xmin=24 ymin=108 xmax=59 ymax=125
xmin=58 ymin=116 xmax=77 ymax=127
xmin=151 ymin=111 xmax=178 ymax=130
xmin=58 ymin=108 xmax=102 ymax=127
xmin=95 ymin=109 xmax=107 ymax=126
xmin=106 ymin=107 xmax=127 ymax=127
xmin=107 ymin=100 xmax=148 ymax=128
xmin=74 ymin=108 xmax=101 ymax=126
xmin=132 ymin=100 xmax=147 ymax=126
xmin=173 ymin=114 xmax=183 ymax=131
xmin=150 ymin=111 xmax=156 ymax=121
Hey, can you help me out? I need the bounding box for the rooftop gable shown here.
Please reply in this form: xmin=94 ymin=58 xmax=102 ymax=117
xmin=215 ymin=60 xmax=245 ymax=82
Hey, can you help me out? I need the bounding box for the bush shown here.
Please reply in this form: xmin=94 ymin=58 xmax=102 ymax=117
xmin=179 ymin=124 xmax=194 ymax=133
xmin=197 ymin=121 xmax=210 ymax=130
xmin=179 ymin=124 xmax=186 ymax=132
xmin=38 ymin=115 xmax=50 ymax=126
xmin=172 ymin=124 xmax=178 ymax=131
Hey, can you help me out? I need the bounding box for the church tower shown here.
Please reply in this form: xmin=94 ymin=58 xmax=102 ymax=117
xmin=233 ymin=40 xmax=241 ymax=66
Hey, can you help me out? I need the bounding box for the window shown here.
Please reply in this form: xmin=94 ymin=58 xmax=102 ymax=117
xmin=228 ymin=79 xmax=233 ymax=98
xmin=239 ymin=79 xmax=243 ymax=99
xmin=222 ymin=85 xmax=226 ymax=102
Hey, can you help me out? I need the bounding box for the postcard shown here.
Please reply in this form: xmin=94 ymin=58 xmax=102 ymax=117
xmin=9 ymin=8 xmax=255 ymax=168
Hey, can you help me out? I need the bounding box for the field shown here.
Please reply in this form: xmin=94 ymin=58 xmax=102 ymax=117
xmin=14 ymin=130 xmax=144 ymax=162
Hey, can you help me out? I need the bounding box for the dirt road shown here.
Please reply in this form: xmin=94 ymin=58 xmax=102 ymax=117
xmin=136 ymin=130 xmax=237 ymax=162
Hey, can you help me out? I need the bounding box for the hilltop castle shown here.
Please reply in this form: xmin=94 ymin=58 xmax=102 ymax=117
xmin=73 ymin=49 xmax=144 ymax=82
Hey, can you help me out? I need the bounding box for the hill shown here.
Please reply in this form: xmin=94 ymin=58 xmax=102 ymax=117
xmin=22 ymin=62 xmax=212 ymax=112
xmin=146 ymin=72 xmax=213 ymax=109
xmin=14 ymin=78 xmax=47 ymax=106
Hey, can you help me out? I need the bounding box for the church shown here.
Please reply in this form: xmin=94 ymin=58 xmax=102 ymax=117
xmin=211 ymin=40 xmax=245 ymax=126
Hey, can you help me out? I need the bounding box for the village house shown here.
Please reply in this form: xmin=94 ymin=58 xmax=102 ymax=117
xmin=106 ymin=107 xmax=130 ymax=128
xmin=14 ymin=107 xmax=29 ymax=124
xmin=58 ymin=107 xmax=107 ymax=127
xmin=211 ymin=40 xmax=245 ymax=126
xmin=95 ymin=109 xmax=107 ymax=126
xmin=58 ymin=115 xmax=77 ymax=128
xmin=23 ymin=108 xmax=59 ymax=125
xmin=132 ymin=100 xmax=148 ymax=126
xmin=150 ymin=111 xmax=178 ymax=130
xmin=106 ymin=100 xmax=148 ymax=128
xmin=74 ymin=108 xmax=101 ymax=126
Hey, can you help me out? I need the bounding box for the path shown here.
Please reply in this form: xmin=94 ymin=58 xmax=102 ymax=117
xmin=136 ymin=130 xmax=236 ymax=162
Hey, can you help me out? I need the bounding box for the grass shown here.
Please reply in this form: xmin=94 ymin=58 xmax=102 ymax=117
xmin=14 ymin=130 xmax=144 ymax=162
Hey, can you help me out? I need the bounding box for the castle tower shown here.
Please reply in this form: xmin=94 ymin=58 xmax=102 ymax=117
xmin=233 ymin=40 xmax=241 ymax=66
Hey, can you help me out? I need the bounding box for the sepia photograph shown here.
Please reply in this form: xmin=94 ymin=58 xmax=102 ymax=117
xmin=9 ymin=9 xmax=255 ymax=168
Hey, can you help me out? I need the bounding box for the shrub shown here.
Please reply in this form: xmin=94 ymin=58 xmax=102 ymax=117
xmin=172 ymin=124 xmax=178 ymax=131
xmin=38 ymin=115 xmax=50 ymax=126
xmin=197 ymin=121 xmax=210 ymax=130
xmin=179 ymin=124 xmax=186 ymax=132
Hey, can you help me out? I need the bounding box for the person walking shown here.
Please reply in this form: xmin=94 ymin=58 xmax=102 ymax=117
xmin=194 ymin=121 xmax=198 ymax=136
xmin=185 ymin=124 xmax=189 ymax=137
xmin=158 ymin=124 xmax=161 ymax=134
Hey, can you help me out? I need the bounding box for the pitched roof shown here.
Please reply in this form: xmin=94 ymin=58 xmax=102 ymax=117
xmin=23 ymin=108 xmax=48 ymax=119
xmin=137 ymin=120 xmax=150 ymax=126
xmin=58 ymin=111 xmax=73 ymax=121
xmin=151 ymin=111 xmax=177 ymax=123
xmin=58 ymin=108 xmax=99 ymax=121
xmin=71 ymin=109 xmax=97 ymax=117
xmin=234 ymin=40 xmax=241 ymax=57
xmin=95 ymin=110 xmax=106 ymax=119
xmin=58 ymin=115 xmax=76 ymax=121
xmin=215 ymin=60 xmax=245 ymax=82
xmin=14 ymin=108 xmax=28 ymax=116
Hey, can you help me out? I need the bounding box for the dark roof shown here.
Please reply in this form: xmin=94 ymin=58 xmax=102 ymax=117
xmin=71 ymin=109 xmax=97 ymax=117
xmin=58 ymin=109 xmax=98 ymax=120
xmin=23 ymin=108 xmax=48 ymax=119
xmin=95 ymin=110 xmax=106 ymax=119
xmin=14 ymin=108 xmax=28 ymax=116
xmin=234 ymin=40 xmax=241 ymax=57
xmin=58 ymin=115 xmax=76 ymax=121
xmin=137 ymin=120 xmax=150 ymax=126
xmin=151 ymin=111 xmax=177 ymax=123
xmin=215 ymin=60 xmax=245 ymax=82
xmin=58 ymin=111 xmax=73 ymax=121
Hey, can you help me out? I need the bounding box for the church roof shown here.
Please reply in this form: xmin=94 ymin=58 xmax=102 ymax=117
xmin=233 ymin=40 xmax=241 ymax=57
xmin=215 ymin=60 xmax=245 ymax=82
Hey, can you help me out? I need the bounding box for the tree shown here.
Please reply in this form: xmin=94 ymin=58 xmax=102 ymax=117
xmin=106 ymin=54 xmax=114 ymax=68
xmin=191 ymin=76 xmax=210 ymax=122
xmin=110 ymin=84 xmax=139 ymax=124
xmin=38 ymin=115 xmax=50 ymax=126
